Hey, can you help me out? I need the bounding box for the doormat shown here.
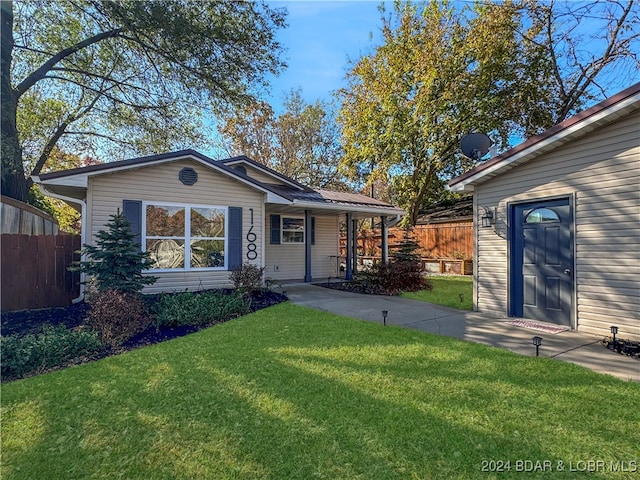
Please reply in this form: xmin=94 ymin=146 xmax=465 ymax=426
xmin=506 ymin=319 xmax=570 ymax=334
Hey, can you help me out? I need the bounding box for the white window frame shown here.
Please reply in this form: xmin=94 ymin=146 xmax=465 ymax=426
xmin=142 ymin=201 xmax=228 ymax=272
xmin=281 ymin=216 xmax=305 ymax=244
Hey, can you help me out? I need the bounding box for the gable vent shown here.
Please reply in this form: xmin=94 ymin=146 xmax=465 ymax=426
xmin=234 ymin=165 xmax=247 ymax=175
xmin=179 ymin=167 xmax=198 ymax=186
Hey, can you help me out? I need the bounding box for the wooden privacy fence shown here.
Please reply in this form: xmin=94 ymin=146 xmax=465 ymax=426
xmin=340 ymin=222 xmax=474 ymax=274
xmin=1 ymin=195 xmax=59 ymax=235
xmin=1 ymin=234 xmax=81 ymax=311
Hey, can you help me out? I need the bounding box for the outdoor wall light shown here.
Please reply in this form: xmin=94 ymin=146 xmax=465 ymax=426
xmin=610 ymin=325 xmax=618 ymax=343
xmin=382 ymin=310 xmax=388 ymax=326
xmin=532 ymin=336 xmax=543 ymax=357
xmin=480 ymin=206 xmax=494 ymax=228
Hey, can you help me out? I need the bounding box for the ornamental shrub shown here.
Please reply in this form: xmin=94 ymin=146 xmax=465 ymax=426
xmin=154 ymin=289 xmax=250 ymax=328
xmin=354 ymin=226 xmax=431 ymax=294
xmin=87 ymin=289 xmax=151 ymax=346
xmin=75 ymin=210 xmax=157 ymax=293
xmin=229 ymin=262 xmax=265 ymax=294
xmin=1 ymin=325 xmax=103 ymax=382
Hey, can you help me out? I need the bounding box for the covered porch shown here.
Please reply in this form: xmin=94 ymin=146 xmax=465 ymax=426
xmin=264 ymin=191 xmax=404 ymax=283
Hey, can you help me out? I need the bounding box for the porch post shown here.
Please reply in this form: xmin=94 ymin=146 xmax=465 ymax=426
xmin=381 ymin=215 xmax=388 ymax=264
xmin=304 ymin=209 xmax=312 ymax=282
xmin=352 ymin=218 xmax=359 ymax=275
xmin=345 ymin=213 xmax=353 ymax=280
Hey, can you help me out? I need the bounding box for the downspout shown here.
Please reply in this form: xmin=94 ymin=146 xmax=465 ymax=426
xmin=36 ymin=182 xmax=87 ymax=303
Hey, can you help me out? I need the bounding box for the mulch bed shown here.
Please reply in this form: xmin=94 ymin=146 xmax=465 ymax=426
xmin=601 ymin=337 xmax=640 ymax=360
xmin=1 ymin=289 xmax=288 ymax=371
xmin=313 ymin=281 xmax=396 ymax=296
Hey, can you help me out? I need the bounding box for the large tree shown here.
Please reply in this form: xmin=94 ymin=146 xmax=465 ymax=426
xmin=339 ymin=1 xmax=536 ymax=224
xmin=1 ymin=0 xmax=287 ymax=202
xmin=511 ymin=0 xmax=639 ymax=136
xmin=339 ymin=0 xmax=639 ymax=224
xmin=218 ymin=89 xmax=347 ymax=190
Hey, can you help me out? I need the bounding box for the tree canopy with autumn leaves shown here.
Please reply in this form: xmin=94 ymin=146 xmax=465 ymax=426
xmin=338 ymin=0 xmax=639 ymax=224
xmin=1 ymin=0 xmax=287 ymax=203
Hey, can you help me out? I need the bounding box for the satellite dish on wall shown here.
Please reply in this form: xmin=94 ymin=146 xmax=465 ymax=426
xmin=460 ymin=132 xmax=492 ymax=161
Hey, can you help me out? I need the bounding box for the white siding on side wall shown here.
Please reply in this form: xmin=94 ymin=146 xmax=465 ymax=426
xmin=475 ymin=111 xmax=640 ymax=340
xmin=265 ymin=213 xmax=339 ymax=281
xmin=88 ymin=159 xmax=264 ymax=293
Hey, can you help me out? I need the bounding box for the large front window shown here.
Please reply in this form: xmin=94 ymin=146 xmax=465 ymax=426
xmin=145 ymin=203 xmax=226 ymax=270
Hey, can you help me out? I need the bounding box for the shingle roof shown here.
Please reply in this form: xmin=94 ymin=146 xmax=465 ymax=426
xmin=35 ymin=149 xmax=403 ymax=212
xmin=263 ymin=185 xmax=401 ymax=209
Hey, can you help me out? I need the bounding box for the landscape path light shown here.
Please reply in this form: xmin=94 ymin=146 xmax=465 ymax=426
xmin=532 ymin=336 xmax=542 ymax=357
xmin=610 ymin=325 xmax=618 ymax=344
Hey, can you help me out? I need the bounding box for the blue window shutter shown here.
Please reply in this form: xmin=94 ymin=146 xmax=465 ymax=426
xmin=311 ymin=217 xmax=316 ymax=245
xmin=122 ymin=200 xmax=142 ymax=250
xmin=228 ymin=207 xmax=242 ymax=270
xmin=270 ymin=214 xmax=281 ymax=244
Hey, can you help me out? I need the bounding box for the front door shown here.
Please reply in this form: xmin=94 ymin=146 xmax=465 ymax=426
xmin=511 ymin=198 xmax=574 ymax=326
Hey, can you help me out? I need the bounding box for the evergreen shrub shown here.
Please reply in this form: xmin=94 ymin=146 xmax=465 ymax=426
xmin=75 ymin=210 xmax=157 ymax=294
xmin=154 ymin=290 xmax=250 ymax=328
xmin=1 ymin=325 xmax=103 ymax=381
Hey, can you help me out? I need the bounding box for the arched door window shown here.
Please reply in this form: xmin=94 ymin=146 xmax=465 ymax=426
xmin=524 ymin=207 xmax=560 ymax=224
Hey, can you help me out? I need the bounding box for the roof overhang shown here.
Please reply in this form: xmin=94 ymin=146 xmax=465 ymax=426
xmin=449 ymin=84 xmax=640 ymax=192
xmin=293 ymin=199 xmax=405 ymax=218
xmin=267 ymin=200 xmax=405 ymax=219
xmin=220 ymin=156 xmax=307 ymax=191
xmin=34 ymin=150 xmax=293 ymax=204
xmin=33 ymin=149 xmax=406 ymax=218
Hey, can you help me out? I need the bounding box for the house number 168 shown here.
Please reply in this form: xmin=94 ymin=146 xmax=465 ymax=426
xmin=246 ymin=208 xmax=257 ymax=260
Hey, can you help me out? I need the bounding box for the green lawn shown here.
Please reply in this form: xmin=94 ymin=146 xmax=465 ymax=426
xmin=402 ymin=275 xmax=474 ymax=310
xmin=3 ymin=303 xmax=638 ymax=480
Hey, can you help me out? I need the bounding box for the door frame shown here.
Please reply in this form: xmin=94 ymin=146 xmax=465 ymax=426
xmin=508 ymin=195 xmax=576 ymax=327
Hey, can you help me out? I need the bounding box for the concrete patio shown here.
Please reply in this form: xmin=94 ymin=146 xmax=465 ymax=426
xmin=282 ymin=283 xmax=639 ymax=382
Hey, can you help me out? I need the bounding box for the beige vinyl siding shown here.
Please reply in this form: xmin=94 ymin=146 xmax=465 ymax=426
xmin=88 ymin=159 xmax=264 ymax=293
xmin=264 ymin=213 xmax=339 ymax=281
xmin=242 ymin=164 xmax=290 ymax=186
xmin=311 ymin=215 xmax=340 ymax=278
xmin=475 ymin=111 xmax=640 ymax=339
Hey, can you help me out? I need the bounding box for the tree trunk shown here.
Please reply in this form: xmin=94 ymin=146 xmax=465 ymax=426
xmin=1 ymin=1 xmax=28 ymax=202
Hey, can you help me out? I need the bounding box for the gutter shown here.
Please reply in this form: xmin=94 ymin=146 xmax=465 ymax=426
xmin=291 ymin=199 xmax=405 ymax=217
xmin=35 ymin=180 xmax=87 ymax=304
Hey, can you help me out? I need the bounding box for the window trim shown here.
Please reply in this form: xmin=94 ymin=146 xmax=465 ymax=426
xmin=281 ymin=216 xmax=305 ymax=244
xmin=142 ymin=201 xmax=228 ymax=272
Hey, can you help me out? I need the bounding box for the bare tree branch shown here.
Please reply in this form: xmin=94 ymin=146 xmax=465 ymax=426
xmin=16 ymin=27 xmax=122 ymax=98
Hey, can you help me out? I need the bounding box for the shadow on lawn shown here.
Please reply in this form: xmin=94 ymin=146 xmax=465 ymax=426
xmin=3 ymin=308 xmax=637 ymax=479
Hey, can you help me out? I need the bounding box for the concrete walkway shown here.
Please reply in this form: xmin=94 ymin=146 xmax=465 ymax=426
xmin=283 ymin=283 xmax=639 ymax=382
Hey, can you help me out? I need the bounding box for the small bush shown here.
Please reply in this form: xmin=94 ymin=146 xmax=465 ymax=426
xmin=229 ymin=263 xmax=265 ymax=294
xmin=154 ymin=289 xmax=250 ymax=328
xmin=354 ymin=260 xmax=431 ymax=295
xmin=1 ymin=325 xmax=103 ymax=381
xmin=353 ymin=226 xmax=431 ymax=295
xmin=87 ymin=289 xmax=151 ymax=346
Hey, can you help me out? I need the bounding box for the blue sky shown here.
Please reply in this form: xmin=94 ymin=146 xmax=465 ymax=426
xmin=261 ymin=0 xmax=639 ymax=112
xmin=264 ymin=1 xmax=387 ymax=109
